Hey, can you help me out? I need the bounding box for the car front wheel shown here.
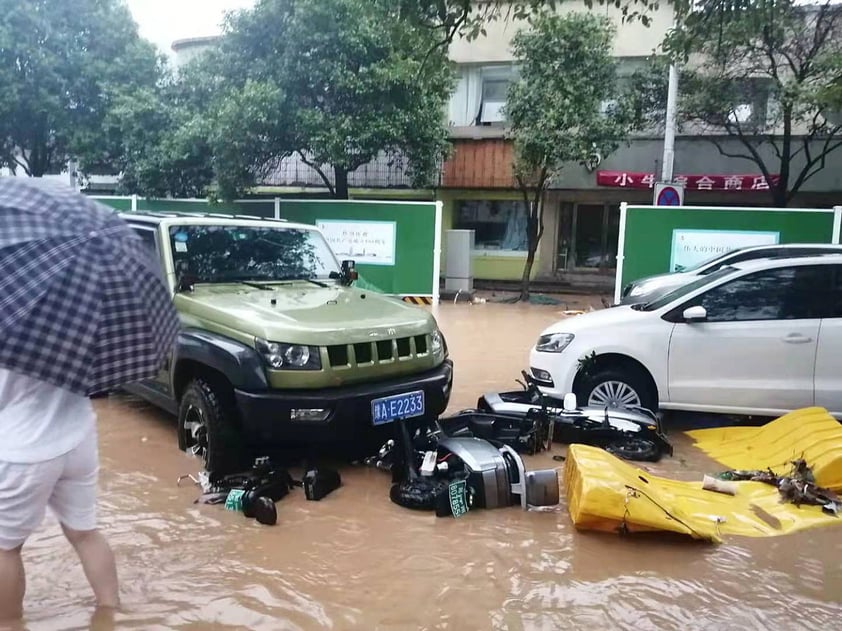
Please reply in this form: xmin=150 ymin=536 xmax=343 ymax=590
xmin=177 ymin=377 xmax=249 ymax=476
xmin=575 ymin=368 xmax=657 ymax=413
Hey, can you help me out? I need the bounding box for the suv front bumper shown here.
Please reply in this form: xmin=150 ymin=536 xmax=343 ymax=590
xmin=234 ymin=360 xmax=453 ymax=448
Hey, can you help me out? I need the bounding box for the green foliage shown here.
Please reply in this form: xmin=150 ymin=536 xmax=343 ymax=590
xmin=655 ymin=0 xmax=842 ymax=206
xmin=505 ymin=12 xmax=636 ymax=299
xmin=104 ymin=60 xmax=217 ymax=198
xmin=419 ymin=0 xmax=666 ymax=43
xmin=0 ymin=0 xmax=163 ymax=177
xmin=201 ymin=0 xmax=456 ymax=199
xmin=507 ymin=12 xmax=633 ymax=187
xmin=111 ymin=0 xmax=669 ymax=199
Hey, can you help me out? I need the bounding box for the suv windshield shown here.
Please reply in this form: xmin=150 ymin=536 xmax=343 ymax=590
xmin=637 ymin=266 xmax=736 ymax=311
xmin=168 ymin=224 xmax=340 ymax=283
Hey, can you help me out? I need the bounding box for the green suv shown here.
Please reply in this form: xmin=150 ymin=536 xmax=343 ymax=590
xmin=121 ymin=212 xmax=453 ymax=474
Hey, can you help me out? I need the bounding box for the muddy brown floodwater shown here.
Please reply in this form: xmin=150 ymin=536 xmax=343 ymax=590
xmin=13 ymin=300 xmax=842 ymax=630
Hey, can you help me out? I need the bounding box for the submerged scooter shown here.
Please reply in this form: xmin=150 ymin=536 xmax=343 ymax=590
xmin=383 ymin=419 xmax=560 ymax=516
xmin=473 ymin=371 xmax=673 ymax=462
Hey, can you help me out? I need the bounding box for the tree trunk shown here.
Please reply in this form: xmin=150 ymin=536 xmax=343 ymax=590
xmin=519 ymin=248 xmax=536 ymax=302
xmin=772 ymin=105 xmax=793 ymax=208
xmin=334 ymin=166 xmax=349 ymax=199
xmin=770 ymin=181 xmax=788 ymax=207
xmin=517 ymin=175 xmax=547 ymax=303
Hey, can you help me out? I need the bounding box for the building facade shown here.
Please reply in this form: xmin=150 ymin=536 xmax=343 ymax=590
xmin=170 ymin=5 xmax=842 ymax=288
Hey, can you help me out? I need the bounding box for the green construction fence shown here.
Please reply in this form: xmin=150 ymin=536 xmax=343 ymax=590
xmin=615 ymin=203 xmax=842 ymax=304
xmin=91 ymin=195 xmax=441 ymax=302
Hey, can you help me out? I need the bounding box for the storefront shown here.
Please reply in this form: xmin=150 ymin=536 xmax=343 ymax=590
xmin=440 ymin=190 xmax=541 ymax=281
xmin=440 ymin=191 xmax=629 ymax=283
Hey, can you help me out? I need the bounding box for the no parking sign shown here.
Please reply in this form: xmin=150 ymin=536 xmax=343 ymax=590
xmin=654 ymin=183 xmax=684 ymax=206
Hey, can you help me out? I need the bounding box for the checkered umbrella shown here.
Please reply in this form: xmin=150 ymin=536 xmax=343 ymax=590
xmin=0 ymin=178 xmax=180 ymax=396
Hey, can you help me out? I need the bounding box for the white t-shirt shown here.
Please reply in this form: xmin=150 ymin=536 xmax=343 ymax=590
xmin=0 ymin=368 xmax=96 ymax=464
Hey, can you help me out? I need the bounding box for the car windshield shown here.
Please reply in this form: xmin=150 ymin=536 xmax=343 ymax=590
xmin=168 ymin=224 xmax=341 ymax=283
xmin=680 ymin=249 xmax=740 ymax=274
xmin=636 ymin=266 xmax=736 ymax=311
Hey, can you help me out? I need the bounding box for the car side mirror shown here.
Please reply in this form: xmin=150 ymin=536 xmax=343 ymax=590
xmin=682 ymin=305 xmax=707 ymax=323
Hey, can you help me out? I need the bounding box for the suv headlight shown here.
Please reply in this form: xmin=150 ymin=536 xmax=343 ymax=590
xmin=535 ymin=333 xmax=574 ymax=353
xmin=256 ymin=338 xmax=321 ymax=370
xmin=431 ymin=329 xmax=447 ymax=356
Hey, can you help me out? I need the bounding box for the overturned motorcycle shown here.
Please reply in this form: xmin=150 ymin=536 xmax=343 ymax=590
xmin=465 ymin=371 xmax=673 ymax=462
xmin=381 ymin=422 xmax=560 ymax=517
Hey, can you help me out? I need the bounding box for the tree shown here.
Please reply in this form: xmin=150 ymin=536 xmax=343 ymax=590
xmin=103 ymin=57 xmax=224 ymax=198
xmin=164 ymin=0 xmax=667 ymax=200
xmin=202 ymin=0 xmax=456 ymax=199
xmin=656 ymin=0 xmax=842 ymax=207
xmin=505 ymin=12 xmax=635 ymax=301
xmin=0 ymin=0 xmax=163 ymax=177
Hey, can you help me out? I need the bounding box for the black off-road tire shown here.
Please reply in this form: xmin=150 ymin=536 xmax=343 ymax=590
xmin=177 ymin=377 xmax=250 ymax=476
xmin=575 ymin=368 xmax=658 ymax=414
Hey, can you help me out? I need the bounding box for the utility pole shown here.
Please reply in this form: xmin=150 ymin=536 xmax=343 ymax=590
xmin=661 ymin=63 xmax=678 ymax=183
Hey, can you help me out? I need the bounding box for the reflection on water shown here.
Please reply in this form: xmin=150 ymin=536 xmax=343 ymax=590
xmin=16 ymin=302 xmax=842 ymax=630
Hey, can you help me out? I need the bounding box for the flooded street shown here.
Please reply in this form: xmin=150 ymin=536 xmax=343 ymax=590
xmin=16 ymin=300 xmax=842 ymax=630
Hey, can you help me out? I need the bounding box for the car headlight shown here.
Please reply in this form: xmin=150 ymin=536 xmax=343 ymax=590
xmin=431 ymin=329 xmax=447 ymax=356
xmin=535 ymin=332 xmax=574 ymax=353
xmin=255 ymin=339 xmax=321 ymax=370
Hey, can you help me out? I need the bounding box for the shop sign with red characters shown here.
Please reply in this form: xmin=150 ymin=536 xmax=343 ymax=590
xmin=596 ymin=171 xmax=780 ymax=191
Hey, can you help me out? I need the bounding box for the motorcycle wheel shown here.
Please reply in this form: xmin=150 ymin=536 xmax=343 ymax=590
xmin=390 ymin=477 xmax=449 ymax=511
xmin=605 ymin=438 xmax=661 ymax=462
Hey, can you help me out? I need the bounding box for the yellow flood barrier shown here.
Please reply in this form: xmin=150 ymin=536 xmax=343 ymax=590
xmin=564 ymin=440 xmax=842 ymax=543
xmin=685 ymin=406 xmax=842 ymax=492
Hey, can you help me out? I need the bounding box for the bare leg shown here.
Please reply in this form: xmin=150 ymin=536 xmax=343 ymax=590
xmin=0 ymin=545 xmax=25 ymax=623
xmin=61 ymin=526 xmax=119 ymax=609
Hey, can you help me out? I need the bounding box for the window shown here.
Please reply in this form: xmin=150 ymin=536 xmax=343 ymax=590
xmin=698 ymin=247 xmax=781 ymax=273
xmin=724 ymin=78 xmax=773 ymax=129
xmin=132 ymin=227 xmax=159 ymax=256
xmin=828 ymin=265 xmax=842 ymax=318
xmin=477 ymin=65 xmax=517 ymax=125
xmin=478 ymin=78 xmax=509 ymax=124
xmin=687 ymin=265 xmax=832 ymax=322
xmin=167 ymin=224 xmax=340 ymax=283
xmin=132 ymin=226 xmax=164 ymax=278
xmin=453 ymin=200 xmax=528 ymax=252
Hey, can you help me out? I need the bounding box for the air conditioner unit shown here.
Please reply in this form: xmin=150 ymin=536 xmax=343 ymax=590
xmin=480 ymin=101 xmax=506 ymax=124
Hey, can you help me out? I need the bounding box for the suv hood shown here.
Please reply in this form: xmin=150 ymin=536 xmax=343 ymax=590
xmin=174 ymin=282 xmax=436 ymax=345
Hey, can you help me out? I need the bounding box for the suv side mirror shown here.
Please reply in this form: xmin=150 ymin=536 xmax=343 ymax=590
xmin=176 ymin=272 xmax=199 ymax=293
xmin=340 ymin=259 xmax=358 ymax=285
xmin=682 ymin=305 xmax=707 ymax=323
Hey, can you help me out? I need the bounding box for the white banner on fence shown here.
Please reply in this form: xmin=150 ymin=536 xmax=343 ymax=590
xmin=669 ymin=228 xmax=780 ymax=272
xmin=316 ymin=219 xmax=396 ymax=266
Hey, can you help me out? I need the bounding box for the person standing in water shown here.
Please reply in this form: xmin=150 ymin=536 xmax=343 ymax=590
xmin=0 ymin=367 xmax=120 ymax=622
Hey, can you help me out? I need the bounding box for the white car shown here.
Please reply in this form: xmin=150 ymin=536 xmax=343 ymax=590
xmin=530 ymin=254 xmax=842 ymax=419
xmin=619 ymin=243 xmax=842 ymax=305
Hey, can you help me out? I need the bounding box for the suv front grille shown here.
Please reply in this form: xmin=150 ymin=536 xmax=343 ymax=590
xmin=326 ymin=335 xmax=430 ymax=369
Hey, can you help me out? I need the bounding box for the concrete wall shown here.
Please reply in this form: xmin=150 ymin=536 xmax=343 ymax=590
xmin=553 ymin=135 xmax=842 ymax=197
xmin=448 ymin=2 xmax=674 ymax=64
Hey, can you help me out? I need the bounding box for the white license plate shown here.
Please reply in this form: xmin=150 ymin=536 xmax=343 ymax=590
xmin=371 ymin=391 xmax=425 ymax=426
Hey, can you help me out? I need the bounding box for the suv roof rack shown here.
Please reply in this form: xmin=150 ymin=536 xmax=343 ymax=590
xmin=121 ymin=210 xmax=288 ymax=222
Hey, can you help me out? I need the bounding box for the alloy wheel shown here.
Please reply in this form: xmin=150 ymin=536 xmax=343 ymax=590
xmin=588 ymin=380 xmax=642 ymax=409
xmin=182 ymin=404 xmax=209 ymax=459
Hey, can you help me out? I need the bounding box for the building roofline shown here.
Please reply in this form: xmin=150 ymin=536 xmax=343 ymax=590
xmin=171 ymin=35 xmax=221 ymax=52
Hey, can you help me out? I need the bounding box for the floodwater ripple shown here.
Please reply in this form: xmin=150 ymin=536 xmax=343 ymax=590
xmin=13 ymin=302 xmax=842 ymax=630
